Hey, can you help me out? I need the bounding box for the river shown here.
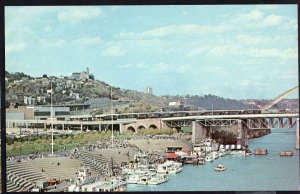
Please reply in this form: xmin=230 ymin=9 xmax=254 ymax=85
xmin=128 ymin=127 xmax=299 ymax=191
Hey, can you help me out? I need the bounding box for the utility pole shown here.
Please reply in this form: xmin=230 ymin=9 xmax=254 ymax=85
xmin=111 ymin=157 xmax=115 ymax=176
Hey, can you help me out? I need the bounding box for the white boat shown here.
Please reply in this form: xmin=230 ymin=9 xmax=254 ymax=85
xmin=137 ymin=174 xmax=152 ymax=185
xmin=127 ymin=174 xmax=140 ymax=184
xmin=148 ymin=174 xmax=168 ymax=185
xmin=205 ymin=154 xmax=214 ymax=162
xmin=211 ymin=151 xmax=219 ymax=159
xmin=214 ymin=164 xmax=226 ymax=172
xmin=68 ymin=166 xmax=127 ymax=192
xmin=156 ymin=161 xmax=183 ymax=174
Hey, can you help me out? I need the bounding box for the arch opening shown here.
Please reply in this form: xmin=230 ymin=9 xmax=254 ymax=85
xmin=148 ymin=124 xmax=158 ymax=129
xmin=127 ymin=126 xmax=136 ymax=133
xmin=137 ymin=125 xmax=146 ymax=130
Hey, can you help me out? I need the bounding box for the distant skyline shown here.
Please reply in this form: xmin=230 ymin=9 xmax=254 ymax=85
xmin=5 ymin=5 xmax=298 ymax=99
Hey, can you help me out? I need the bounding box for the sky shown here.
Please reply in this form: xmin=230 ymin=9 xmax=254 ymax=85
xmin=5 ymin=5 xmax=298 ymax=99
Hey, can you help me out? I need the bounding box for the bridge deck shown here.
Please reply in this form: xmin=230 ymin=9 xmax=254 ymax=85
xmin=161 ymin=113 xmax=299 ymax=121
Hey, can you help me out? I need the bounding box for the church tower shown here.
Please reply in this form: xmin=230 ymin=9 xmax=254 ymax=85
xmin=86 ymin=67 xmax=89 ymax=77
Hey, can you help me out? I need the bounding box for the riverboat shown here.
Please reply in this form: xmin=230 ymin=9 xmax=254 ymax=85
xmin=214 ymin=164 xmax=226 ymax=172
xmin=137 ymin=174 xmax=152 ymax=185
xmin=148 ymin=174 xmax=168 ymax=185
xmin=156 ymin=160 xmax=183 ymax=174
xmin=127 ymin=174 xmax=140 ymax=184
xmin=68 ymin=166 xmax=127 ymax=192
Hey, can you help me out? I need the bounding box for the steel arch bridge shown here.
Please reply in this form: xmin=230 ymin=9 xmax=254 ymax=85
xmin=261 ymin=85 xmax=298 ymax=112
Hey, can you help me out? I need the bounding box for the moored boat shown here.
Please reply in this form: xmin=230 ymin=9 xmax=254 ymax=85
xmin=137 ymin=174 xmax=152 ymax=185
xmin=148 ymin=174 xmax=168 ymax=185
xmin=68 ymin=166 xmax=127 ymax=192
xmin=205 ymin=154 xmax=214 ymax=162
xmin=280 ymin=151 xmax=293 ymax=156
xmin=214 ymin=164 xmax=226 ymax=172
xmin=255 ymin=149 xmax=268 ymax=155
xmin=127 ymin=174 xmax=140 ymax=184
xmin=156 ymin=160 xmax=183 ymax=174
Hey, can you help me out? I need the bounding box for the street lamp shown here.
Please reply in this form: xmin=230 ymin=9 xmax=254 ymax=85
xmin=50 ymin=81 xmax=54 ymax=156
xmin=106 ymin=85 xmax=114 ymax=147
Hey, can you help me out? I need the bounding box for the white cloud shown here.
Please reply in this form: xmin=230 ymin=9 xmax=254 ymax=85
xmin=286 ymin=18 xmax=297 ymax=31
xmin=246 ymin=48 xmax=297 ymax=60
xmin=278 ymin=72 xmax=298 ymax=81
xmin=261 ymin=15 xmax=283 ymax=26
xmin=187 ymin=41 xmax=297 ymax=61
xmin=186 ymin=47 xmax=206 ymax=57
xmin=74 ymin=35 xmax=102 ymax=46
xmin=6 ymin=6 xmax=57 ymax=23
xmin=119 ymin=62 xmax=191 ymax=74
xmin=187 ymin=44 xmax=239 ymax=57
xmin=230 ymin=9 xmax=286 ymax=29
xmin=280 ymin=48 xmax=298 ymax=60
xmin=115 ymin=24 xmax=230 ymax=40
xmin=101 ymin=45 xmax=126 ymax=57
xmin=236 ymin=10 xmax=264 ymax=22
xmin=39 ymin=39 xmax=67 ymax=47
xmin=238 ymin=80 xmax=251 ymax=87
xmin=255 ymin=5 xmax=278 ymax=10
xmin=150 ymin=62 xmax=171 ymax=73
xmin=177 ymin=64 xmax=191 ymax=73
xmin=5 ymin=43 xmax=26 ymax=55
xmin=57 ymin=7 xmax=102 ymax=24
xmin=120 ymin=63 xmax=147 ymax=69
xmin=236 ymin=34 xmax=270 ymax=45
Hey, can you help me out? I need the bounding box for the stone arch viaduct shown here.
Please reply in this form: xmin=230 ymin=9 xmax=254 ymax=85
xmin=122 ymin=118 xmax=170 ymax=133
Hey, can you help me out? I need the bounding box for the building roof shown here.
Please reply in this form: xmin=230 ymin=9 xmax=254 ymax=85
xmin=165 ymin=153 xmax=179 ymax=159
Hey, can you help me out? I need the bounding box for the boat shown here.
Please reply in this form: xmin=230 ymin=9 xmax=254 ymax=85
xmin=255 ymin=149 xmax=268 ymax=155
xmin=214 ymin=164 xmax=226 ymax=172
xmin=68 ymin=165 xmax=127 ymax=192
xmin=197 ymin=158 xmax=206 ymax=165
xmin=137 ymin=174 xmax=152 ymax=185
xmin=280 ymin=151 xmax=293 ymax=156
xmin=127 ymin=174 xmax=140 ymax=184
xmin=191 ymin=157 xmax=205 ymax=165
xmin=156 ymin=160 xmax=183 ymax=174
xmin=211 ymin=151 xmax=219 ymax=159
xmin=148 ymin=174 xmax=168 ymax=185
xmin=205 ymin=154 xmax=214 ymax=162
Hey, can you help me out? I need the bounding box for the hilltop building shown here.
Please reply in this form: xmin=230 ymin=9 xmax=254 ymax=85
xmin=71 ymin=67 xmax=89 ymax=81
xmin=145 ymin=86 xmax=153 ymax=94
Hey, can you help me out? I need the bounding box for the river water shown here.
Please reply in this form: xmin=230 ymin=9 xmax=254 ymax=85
xmin=128 ymin=127 xmax=299 ymax=191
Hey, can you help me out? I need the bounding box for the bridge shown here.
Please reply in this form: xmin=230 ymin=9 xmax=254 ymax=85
xmin=161 ymin=113 xmax=298 ymax=146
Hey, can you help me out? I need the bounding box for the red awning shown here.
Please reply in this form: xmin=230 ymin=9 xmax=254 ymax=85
xmin=182 ymin=150 xmax=191 ymax=154
xmin=165 ymin=153 xmax=179 ymax=159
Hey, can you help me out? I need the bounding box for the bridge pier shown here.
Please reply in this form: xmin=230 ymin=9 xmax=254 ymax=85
xmin=296 ymin=118 xmax=299 ymax=150
xmin=278 ymin=118 xmax=283 ymax=128
xmin=192 ymin=121 xmax=208 ymax=144
xmin=287 ymin=118 xmax=292 ymax=128
xmin=119 ymin=124 xmax=124 ymax=134
xmin=237 ymin=120 xmax=248 ymax=147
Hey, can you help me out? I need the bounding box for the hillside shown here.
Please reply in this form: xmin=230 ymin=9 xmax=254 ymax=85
xmin=5 ymin=71 xmax=298 ymax=114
